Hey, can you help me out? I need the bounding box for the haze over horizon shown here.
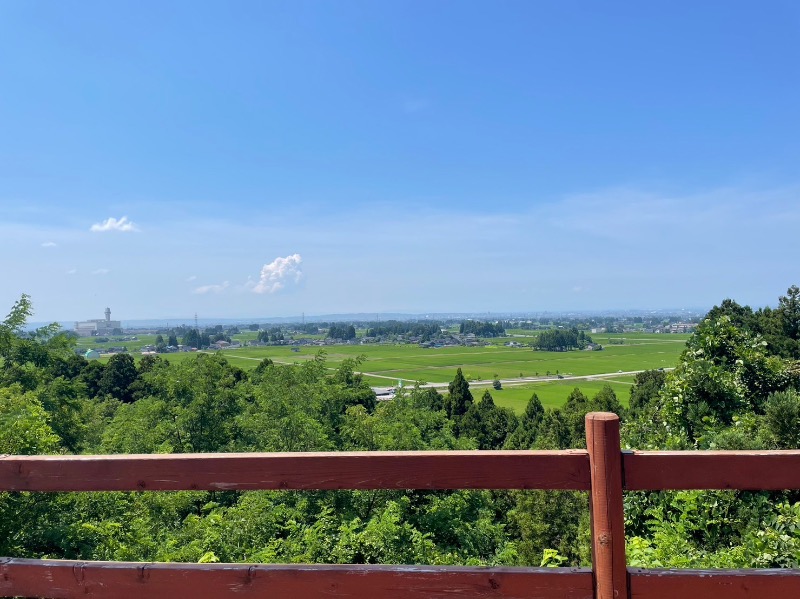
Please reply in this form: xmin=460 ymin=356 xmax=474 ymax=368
xmin=2 ymin=2 xmax=799 ymax=321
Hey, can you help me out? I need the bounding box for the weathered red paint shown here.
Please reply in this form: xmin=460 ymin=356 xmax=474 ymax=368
xmin=624 ymin=450 xmax=800 ymax=490
xmin=586 ymin=413 xmax=627 ymax=599
xmin=0 ymin=450 xmax=591 ymax=492
xmin=629 ymin=568 xmax=800 ymax=598
xmin=0 ymin=559 xmax=594 ymax=599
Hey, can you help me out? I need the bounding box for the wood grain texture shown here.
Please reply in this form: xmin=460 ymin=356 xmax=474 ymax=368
xmin=0 ymin=559 xmax=594 ymax=599
xmin=624 ymin=450 xmax=800 ymax=490
xmin=0 ymin=450 xmax=591 ymax=492
xmin=585 ymin=413 xmax=627 ymax=599
xmin=630 ymin=568 xmax=800 ymax=598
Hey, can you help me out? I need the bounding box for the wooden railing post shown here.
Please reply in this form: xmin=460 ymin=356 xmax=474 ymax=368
xmin=586 ymin=412 xmax=628 ymax=599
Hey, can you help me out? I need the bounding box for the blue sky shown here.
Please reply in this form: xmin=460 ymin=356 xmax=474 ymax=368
xmin=1 ymin=1 xmax=799 ymax=321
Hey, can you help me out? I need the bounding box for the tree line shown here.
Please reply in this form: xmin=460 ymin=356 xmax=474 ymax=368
xmin=533 ymin=328 xmax=593 ymax=351
xmin=459 ymin=321 xmax=505 ymax=337
xmin=327 ymin=324 xmax=356 ymax=340
xmin=365 ymin=321 xmax=442 ymax=340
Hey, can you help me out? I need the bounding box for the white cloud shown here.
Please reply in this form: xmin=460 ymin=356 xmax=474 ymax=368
xmin=90 ymin=216 xmax=140 ymax=233
xmin=66 ymin=268 xmax=77 ymax=275
xmin=186 ymin=275 xmax=197 ymax=282
xmin=92 ymin=268 xmax=110 ymax=275
xmin=41 ymin=241 xmax=57 ymax=248
xmin=249 ymin=254 xmax=303 ymax=294
xmin=193 ymin=281 xmax=230 ymax=295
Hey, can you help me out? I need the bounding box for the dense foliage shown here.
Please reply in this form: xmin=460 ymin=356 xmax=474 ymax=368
xmin=365 ymin=321 xmax=442 ymax=340
xmin=2 ymin=286 xmax=800 ymax=569
xmin=459 ymin=321 xmax=505 ymax=337
xmin=257 ymin=328 xmax=285 ymax=343
xmin=533 ymin=328 xmax=593 ymax=351
xmin=327 ymin=324 xmax=356 ymax=341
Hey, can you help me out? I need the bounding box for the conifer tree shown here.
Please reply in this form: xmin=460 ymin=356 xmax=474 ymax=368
xmin=445 ymin=367 xmax=473 ymax=418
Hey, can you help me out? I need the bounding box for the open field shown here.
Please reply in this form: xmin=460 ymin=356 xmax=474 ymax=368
xmin=89 ymin=332 xmax=688 ymax=413
xmin=472 ymin=376 xmax=636 ymax=411
xmin=209 ymin=334 xmax=687 ymax=382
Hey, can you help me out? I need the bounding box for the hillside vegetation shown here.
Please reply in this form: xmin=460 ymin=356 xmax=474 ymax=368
xmin=2 ymin=288 xmax=800 ymax=567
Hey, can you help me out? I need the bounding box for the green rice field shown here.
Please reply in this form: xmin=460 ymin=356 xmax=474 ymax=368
xmin=212 ymin=334 xmax=686 ymax=382
xmin=475 ymin=376 xmax=636 ymax=412
xmin=85 ymin=332 xmax=689 ymax=413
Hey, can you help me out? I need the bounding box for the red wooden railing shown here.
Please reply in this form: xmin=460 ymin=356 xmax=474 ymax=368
xmin=2 ymin=412 xmax=800 ymax=598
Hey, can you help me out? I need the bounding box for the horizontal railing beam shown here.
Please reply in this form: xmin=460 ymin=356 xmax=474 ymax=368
xmin=0 ymin=559 xmax=594 ymax=599
xmin=624 ymin=450 xmax=800 ymax=490
xmin=0 ymin=450 xmax=591 ymax=492
xmin=630 ymin=568 xmax=800 ymax=598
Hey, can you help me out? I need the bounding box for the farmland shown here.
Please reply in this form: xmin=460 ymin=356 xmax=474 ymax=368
xmin=83 ymin=331 xmax=689 ymax=413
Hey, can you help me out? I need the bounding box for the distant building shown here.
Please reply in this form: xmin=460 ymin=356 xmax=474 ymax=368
xmin=75 ymin=307 xmax=122 ymax=337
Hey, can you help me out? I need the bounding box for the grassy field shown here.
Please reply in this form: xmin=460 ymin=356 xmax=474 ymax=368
xmin=474 ymin=376 xmax=636 ymax=412
xmin=209 ymin=334 xmax=686 ymax=381
xmin=87 ymin=332 xmax=688 ymax=413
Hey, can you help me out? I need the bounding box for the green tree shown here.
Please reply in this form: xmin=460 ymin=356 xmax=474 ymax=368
xmin=704 ymin=298 xmax=756 ymax=331
xmin=36 ymin=377 xmax=88 ymax=452
xmin=98 ymin=354 xmax=139 ymax=403
xmin=314 ymin=357 xmax=377 ymax=444
xmin=764 ymin=389 xmax=800 ymax=448
xmin=250 ymin=358 xmax=275 ymax=383
xmin=635 ymin=315 xmax=790 ymax=448
xmin=591 ymin=384 xmax=622 ymax=414
xmin=47 ymin=354 xmax=88 ymax=381
xmin=328 ymin=324 xmax=356 ymax=341
xmin=182 ymin=329 xmax=201 ymax=349
xmin=512 ymin=489 xmax=590 ymax=566
xmin=459 ymin=390 xmax=518 ymax=450
xmin=777 ymin=285 xmax=800 ymax=358
xmin=505 ymin=393 xmax=545 ymax=449
xmin=79 ymin=361 xmax=106 ymax=398
xmin=444 ymin=368 xmax=473 ymax=419
xmin=629 ymin=370 xmax=667 ymax=413
xmin=342 ymin=390 xmax=467 ymax=451
xmin=105 ymin=354 xmax=246 ymax=453
xmin=1 ymin=295 xmax=74 ymax=390
xmin=0 ymin=385 xmax=60 ymax=454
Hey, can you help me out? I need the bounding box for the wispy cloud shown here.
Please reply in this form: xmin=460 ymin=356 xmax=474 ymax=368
xmin=186 ymin=275 xmax=197 ymax=282
xmin=248 ymin=254 xmax=303 ymax=294
xmin=92 ymin=268 xmax=110 ymax=275
xmin=66 ymin=268 xmax=77 ymax=275
xmin=41 ymin=241 xmax=57 ymax=248
xmin=538 ymin=185 xmax=800 ymax=245
xmin=193 ymin=281 xmax=230 ymax=295
xmin=90 ymin=216 xmax=140 ymax=233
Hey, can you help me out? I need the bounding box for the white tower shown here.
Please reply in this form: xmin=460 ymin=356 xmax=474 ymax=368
xmin=105 ymin=307 xmax=111 ymax=322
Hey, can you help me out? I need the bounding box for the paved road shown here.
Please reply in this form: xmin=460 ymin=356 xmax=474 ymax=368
xmin=372 ymin=368 xmax=673 ymax=396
